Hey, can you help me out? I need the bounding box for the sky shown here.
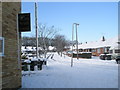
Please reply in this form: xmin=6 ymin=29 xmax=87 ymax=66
xmin=21 ymin=2 xmax=118 ymax=43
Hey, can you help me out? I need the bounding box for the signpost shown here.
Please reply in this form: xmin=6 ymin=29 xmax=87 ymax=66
xmin=35 ymin=2 xmax=39 ymax=58
xmin=17 ymin=13 xmax=31 ymax=69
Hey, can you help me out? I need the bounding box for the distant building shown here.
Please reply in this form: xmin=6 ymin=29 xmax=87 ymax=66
xmin=109 ymin=42 xmax=120 ymax=58
xmin=70 ymin=36 xmax=119 ymax=56
xmin=1 ymin=2 xmax=21 ymax=89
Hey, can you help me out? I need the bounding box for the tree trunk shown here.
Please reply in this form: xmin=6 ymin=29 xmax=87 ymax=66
xmin=61 ymin=52 xmax=62 ymax=57
xmin=44 ymin=50 xmax=47 ymax=58
xmin=57 ymin=51 xmax=60 ymax=55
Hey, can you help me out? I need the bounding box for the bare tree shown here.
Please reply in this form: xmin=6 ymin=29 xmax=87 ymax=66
xmin=38 ymin=24 xmax=58 ymax=58
xmin=22 ymin=37 xmax=36 ymax=47
xmin=54 ymin=35 xmax=69 ymax=57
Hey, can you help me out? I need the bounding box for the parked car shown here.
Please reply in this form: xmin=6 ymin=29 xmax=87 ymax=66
xmin=99 ymin=53 xmax=112 ymax=60
xmin=115 ymin=56 xmax=120 ymax=64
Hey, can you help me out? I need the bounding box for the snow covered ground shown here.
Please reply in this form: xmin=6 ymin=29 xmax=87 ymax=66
xmin=22 ymin=52 xmax=118 ymax=88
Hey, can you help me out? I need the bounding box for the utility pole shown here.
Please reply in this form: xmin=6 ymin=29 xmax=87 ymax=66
xmin=71 ymin=23 xmax=79 ymax=67
xmin=35 ymin=2 xmax=38 ymax=58
xmin=75 ymin=23 xmax=79 ymax=60
xmin=71 ymin=23 xmax=74 ymax=67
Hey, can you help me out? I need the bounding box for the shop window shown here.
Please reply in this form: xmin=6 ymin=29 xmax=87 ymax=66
xmin=0 ymin=37 xmax=4 ymax=56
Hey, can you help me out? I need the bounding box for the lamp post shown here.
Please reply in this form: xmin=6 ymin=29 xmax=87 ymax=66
xmin=71 ymin=23 xmax=79 ymax=67
xmin=71 ymin=23 xmax=74 ymax=67
xmin=75 ymin=23 xmax=79 ymax=60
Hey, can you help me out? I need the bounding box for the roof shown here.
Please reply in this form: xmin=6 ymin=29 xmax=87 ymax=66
xmin=71 ymin=36 xmax=119 ymax=49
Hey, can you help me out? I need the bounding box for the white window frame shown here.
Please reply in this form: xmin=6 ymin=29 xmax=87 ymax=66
xmin=104 ymin=48 xmax=107 ymax=53
xmin=0 ymin=37 xmax=4 ymax=56
xmin=92 ymin=49 xmax=96 ymax=52
xmin=97 ymin=48 xmax=101 ymax=53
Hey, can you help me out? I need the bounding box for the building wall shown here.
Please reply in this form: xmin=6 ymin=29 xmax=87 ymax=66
xmin=96 ymin=48 xmax=103 ymax=56
xmin=82 ymin=48 xmax=110 ymax=56
xmin=0 ymin=2 xmax=2 ymax=89
xmin=1 ymin=2 xmax=21 ymax=88
xmin=93 ymin=48 xmax=106 ymax=56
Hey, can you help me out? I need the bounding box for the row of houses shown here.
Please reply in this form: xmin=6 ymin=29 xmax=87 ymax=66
xmin=70 ymin=36 xmax=120 ymax=56
xmin=22 ymin=36 xmax=120 ymax=57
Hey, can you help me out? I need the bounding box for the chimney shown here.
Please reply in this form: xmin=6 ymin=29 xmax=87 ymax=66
xmin=102 ymin=36 xmax=105 ymax=41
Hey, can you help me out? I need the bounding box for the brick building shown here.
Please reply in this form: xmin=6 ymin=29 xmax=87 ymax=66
xmin=0 ymin=2 xmax=21 ymax=89
xmin=71 ymin=36 xmax=118 ymax=56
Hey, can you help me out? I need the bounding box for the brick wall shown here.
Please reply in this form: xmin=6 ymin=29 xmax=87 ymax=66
xmin=0 ymin=1 xmax=2 ymax=89
xmin=95 ymin=48 xmax=104 ymax=56
xmin=1 ymin=2 xmax=21 ymax=88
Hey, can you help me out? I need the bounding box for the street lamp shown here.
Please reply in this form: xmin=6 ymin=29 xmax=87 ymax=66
xmin=75 ymin=23 xmax=79 ymax=60
xmin=71 ymin=23 xmax=79 ymax=67
xmin=71 ymin=23 xmax=74 ymax=67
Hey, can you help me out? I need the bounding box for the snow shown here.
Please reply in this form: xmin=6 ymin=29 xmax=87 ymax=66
xmin=38 ymin=58 xmax=48 ymax=61
xmin=30 ymin=57 xmax=39 ymax=61
xmin=99 ymin=54 xmax=105 ymax=56
xmin=71 ymin=36 xmax=119 ymax=49
xmin=48 ymin=46 xmax=55 ymax=50
xmin=24 ymin=59 xmax=31 ymax=63
xmin=79 ymin=52 xmax=92 ymax=54
xmin=22 ymin=52 xmax=118 ymax=88
xmin=106 ymin=54 xmax=112 ymax=55
xmin=110 ymin=43 xmax=120 ymax=50
xmin=30 ymin=57 xmax=48 ymax=61
xmin=21 ymin=46 xmax=43 ymax=52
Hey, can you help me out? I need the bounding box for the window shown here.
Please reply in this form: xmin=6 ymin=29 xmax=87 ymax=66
xmin=97 ymin=48 xmax=101 ymax=53
xmin=0 ymin=37 xmax=4 ymax=56
xmin=109 ymin=50 xmax=113 ymax=54
xmin=104 ymin=48 xmax=107 ymax=53
xmin=115 ymin=49 xmax=120 ymax=53
xmin=92 ymin=49 xmax=96 ymax=52
xmin=89 ymin=49 xmax=92 ymax=52
xmin=79 ymin=49 xmax=83 ymax=52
